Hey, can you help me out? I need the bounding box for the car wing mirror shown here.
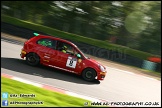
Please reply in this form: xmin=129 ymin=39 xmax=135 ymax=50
xmin=76 ymin=54 xmax=81 ymax=58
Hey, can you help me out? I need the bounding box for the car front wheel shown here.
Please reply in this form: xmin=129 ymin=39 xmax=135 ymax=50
xmin=82 ymin=68 xmax=97 ymax=81
xmin=26 ymin=53 xmax=40 ymax=66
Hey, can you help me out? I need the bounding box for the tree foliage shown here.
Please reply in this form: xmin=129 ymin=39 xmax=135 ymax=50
xmin=1 ymin=1 xmax=161 ymax=55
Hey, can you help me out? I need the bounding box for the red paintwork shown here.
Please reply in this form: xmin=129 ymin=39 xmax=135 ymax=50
xmin=20 ymin=35 xmax=107 ymax=80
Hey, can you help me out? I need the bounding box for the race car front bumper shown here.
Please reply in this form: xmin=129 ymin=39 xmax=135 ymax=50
xmin=20 ymin=50 xmax=26 ymax=59
xmin=97 ymin=71 xmax=106 ymax=80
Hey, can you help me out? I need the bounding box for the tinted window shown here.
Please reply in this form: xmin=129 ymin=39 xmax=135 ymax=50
xmin=37 ymin=38 xmax=56 ymax=49
xmin=56 ymin=41 xmax=74 ymax=55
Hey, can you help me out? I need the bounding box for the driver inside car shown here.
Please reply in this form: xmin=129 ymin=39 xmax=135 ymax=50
xmin=62 ymin=46 xmax=67 ymax=53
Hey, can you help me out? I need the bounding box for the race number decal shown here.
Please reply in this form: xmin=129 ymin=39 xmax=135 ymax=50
xmin=66 ymin=56 xmax=77 ymax=68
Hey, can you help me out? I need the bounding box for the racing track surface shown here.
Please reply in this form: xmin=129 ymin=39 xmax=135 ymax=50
xmin=1 ymin=38 xmax=161 ymax=107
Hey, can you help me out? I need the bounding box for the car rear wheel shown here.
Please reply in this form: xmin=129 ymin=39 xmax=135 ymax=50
xmin=26 ymin=53 xmax=40 ymax=66
xmin=82 ymin=68 xmax=97 ymax=81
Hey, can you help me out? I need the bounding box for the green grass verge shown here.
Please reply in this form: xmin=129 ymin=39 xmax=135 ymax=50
xmin=1 ymin=14 xmax=156 ymax=60
xmin=139 ymin=69 xmax=161 ymax=76
xmin=124 ymin=64 xmax=161 ymax=77
xmin=1 ymin=77 xmax=92 ymax=107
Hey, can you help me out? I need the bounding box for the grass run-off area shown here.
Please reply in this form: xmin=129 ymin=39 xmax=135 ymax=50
xmin=1 ymin=77 xmax=92 ymax=107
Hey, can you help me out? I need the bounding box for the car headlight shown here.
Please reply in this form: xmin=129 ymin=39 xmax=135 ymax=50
xmin=99 ymin=65 xmax=106 ymax=72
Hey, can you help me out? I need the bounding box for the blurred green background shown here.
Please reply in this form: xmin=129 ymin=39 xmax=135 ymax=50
xmin=1 ymin=1 xmax=161 ymax=56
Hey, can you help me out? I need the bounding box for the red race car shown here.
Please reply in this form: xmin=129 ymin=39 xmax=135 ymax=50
xmin=20 ymin=33 xmax=107 ymax=81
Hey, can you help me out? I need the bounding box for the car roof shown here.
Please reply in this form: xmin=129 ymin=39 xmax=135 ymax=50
xmin=33 ymin=34 xmax=86 ymax=59
xmin=37 ymin=35 xmax=75 ymax=46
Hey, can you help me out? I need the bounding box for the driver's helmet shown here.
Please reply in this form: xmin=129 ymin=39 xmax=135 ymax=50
xmin=63 ymin=46 xmax=67 ymax=50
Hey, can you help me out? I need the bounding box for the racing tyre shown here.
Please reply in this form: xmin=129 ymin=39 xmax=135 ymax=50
xmin=26 ymin=53 xmax=40 ymax=66
xmin=82 ymin=68 xmax=97 ymax=81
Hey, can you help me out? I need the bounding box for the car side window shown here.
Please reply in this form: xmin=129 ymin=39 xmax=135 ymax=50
xmin=37 ymin=38 xmax=56 ymax=49
xmin=56 ymin=41 xmax=74 ymax=55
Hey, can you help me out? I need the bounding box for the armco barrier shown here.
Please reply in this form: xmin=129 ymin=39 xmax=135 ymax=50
xmin=1 ymin=22 xmax=161 ymax=72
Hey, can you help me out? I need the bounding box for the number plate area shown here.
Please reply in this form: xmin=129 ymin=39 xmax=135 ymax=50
xmin=66 ymin=56 xmax=77 ymax=68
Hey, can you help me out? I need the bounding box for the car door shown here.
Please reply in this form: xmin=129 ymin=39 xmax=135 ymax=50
xmin=54 ymin=41 xmax=79 ymax=73
xmin=35 ymin=38 xmax=58 ymax=65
